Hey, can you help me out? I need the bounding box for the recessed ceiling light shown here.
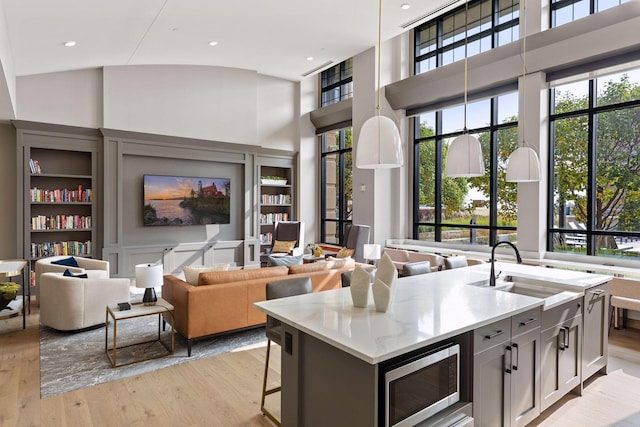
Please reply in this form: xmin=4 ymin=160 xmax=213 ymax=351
xmin=306 ymin=56 xmax=314 ymax=61
xmin=63 ymin=41 xmax=76 ymax=47
xmin=401 ymin=3 xmax=411 ymax=10
xmin=208 ymin=41 xmax=218 ymax=46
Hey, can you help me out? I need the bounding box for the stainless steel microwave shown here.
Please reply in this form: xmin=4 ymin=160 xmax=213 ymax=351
xmin=384 ymin=343 xmax=460 ymax=427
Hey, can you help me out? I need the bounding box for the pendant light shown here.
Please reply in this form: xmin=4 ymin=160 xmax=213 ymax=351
xmin=505 ymin=0 xmax=541 ymax=182
xmin=355 ymin=0 xmax=403 ymax=169
xmin=444 ymin=0 xmax=485 ymax=178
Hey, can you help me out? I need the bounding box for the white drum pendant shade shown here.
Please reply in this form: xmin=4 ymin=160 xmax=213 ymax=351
xmin=444 ymin=133 xmax=485 ymax=177
xmin=505 ymin=146 xmax=540 ymax=182
xmin=356 ymin=115 xmax=403 ymax=169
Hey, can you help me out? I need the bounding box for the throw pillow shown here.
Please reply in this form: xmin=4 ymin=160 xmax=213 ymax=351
xmin=63 ymin=268 xmax=88 ymax=278
xmin=51 ymin=257 xmax=79 ymax=268
xmin=183 ymin=264 xmax=230 ymax=286
xmin=272 ymin=240 xmax=296 ymax=253
xmin=267 ymin=254 xmax=303 ymax=267
xmin=336 ymin=247 xmax=355 ymax=258
xmin=327 ymin=256 xmax=356 ymax=269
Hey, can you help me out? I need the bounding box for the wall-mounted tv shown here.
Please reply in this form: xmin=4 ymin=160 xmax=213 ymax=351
xmin=143 ymin=174 xmax=231 ymax=226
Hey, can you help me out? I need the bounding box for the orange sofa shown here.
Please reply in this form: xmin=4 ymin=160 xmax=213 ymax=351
xmin=162 ymin=260 xmax=362 ymax=355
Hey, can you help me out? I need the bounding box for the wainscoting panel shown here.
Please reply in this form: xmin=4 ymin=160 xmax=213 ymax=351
xmin=105 ymin=241 xmax=245 ymax=277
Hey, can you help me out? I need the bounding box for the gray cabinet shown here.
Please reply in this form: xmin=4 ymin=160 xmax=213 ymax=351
xmin=540 ymin=299 xmax=582 ymax=412
xmin=473 ymin=325 xmax=509 ymax=427
xmin=582 ymin=282 xmax=609 ymax=382
xmin=473 ymin=307 xmax=541 ymax=427
xmin=509 ymin=326 xmax=541 ymax=426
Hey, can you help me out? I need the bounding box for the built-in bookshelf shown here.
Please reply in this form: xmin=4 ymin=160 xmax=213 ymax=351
xmin=259 ymin=164 xmax=294 ymax=255
xmin=27 ymin=149 xmax=95 ymax=260
xmin=15 ymin=121 xmax=101 ymax=291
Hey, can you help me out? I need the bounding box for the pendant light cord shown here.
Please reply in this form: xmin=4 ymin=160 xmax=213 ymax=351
xmin=463 ymin=0 xmax=469 ymax=132
xmin=521 ymin=0 xmax=527 ymax=148
xmin=375 ymin=0 xmax=383 ymax=113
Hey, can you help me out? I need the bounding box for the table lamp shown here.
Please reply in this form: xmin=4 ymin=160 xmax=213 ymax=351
xmin=363 ymin=244 xmax=382 ymax=266
xmin=135 ymin=263 xmax=163 ymax=306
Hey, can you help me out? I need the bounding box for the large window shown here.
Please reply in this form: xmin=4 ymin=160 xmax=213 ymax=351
xmin=551 ymin=0 xmax=629 ymax=27
xmin=320 ymin=128 xmax=353 ymax=244
xmin=549 ymin=67 xmax=640 ymax=259
xmin=320 ymin=59 xmax=353 ymax=107
xmin=414 ymin=0 xmax=519 ymax=75
xmin=413 ymin=92 xmax=519 ymax=246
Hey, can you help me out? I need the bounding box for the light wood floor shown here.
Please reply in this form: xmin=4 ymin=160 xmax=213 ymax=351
xmin=2 ymin=304 xmax=640 ymax=426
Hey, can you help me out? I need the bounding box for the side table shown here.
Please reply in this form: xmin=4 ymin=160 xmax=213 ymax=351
xmin=105 ymin=298 xmax=175 ymax=368
xmin=302 ymin=255 xmax=326 ymax=263
xmin=0 ymin=259 xmax=29 ymax=329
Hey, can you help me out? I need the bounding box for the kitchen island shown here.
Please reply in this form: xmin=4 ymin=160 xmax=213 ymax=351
xmin=254 ymin=263 xmax=610 ymax=426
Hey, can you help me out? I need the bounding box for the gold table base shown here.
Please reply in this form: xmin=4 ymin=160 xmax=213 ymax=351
xmin=105 ymin=298 xmax=175 ymax=368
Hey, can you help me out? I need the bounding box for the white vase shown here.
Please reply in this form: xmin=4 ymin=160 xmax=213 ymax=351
xmin=372 ymin=278 xmax=392 ymax=312
xmin=350 ymin=266 xmax=372 ymax=308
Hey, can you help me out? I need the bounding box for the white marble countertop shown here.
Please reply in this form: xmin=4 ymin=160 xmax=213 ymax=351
xmin=254 ymin=267 xmax=545 ymax=364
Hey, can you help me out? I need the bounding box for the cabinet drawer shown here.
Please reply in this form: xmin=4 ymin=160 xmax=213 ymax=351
xmin=474 ymin=317 xmax=511 ymax=354
xmin=512 ymin=307 xmax=541 ymax=337
xmin=542 ymin=298 xmax=582 ymax=331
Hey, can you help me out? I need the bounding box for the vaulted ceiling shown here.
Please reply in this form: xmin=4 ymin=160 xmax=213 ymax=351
xmin=3 ymin=0 xmax=459 ymax=81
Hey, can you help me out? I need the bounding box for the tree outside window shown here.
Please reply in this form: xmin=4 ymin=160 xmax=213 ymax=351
xmin=550 ymin=70 xmax=640 ymax=258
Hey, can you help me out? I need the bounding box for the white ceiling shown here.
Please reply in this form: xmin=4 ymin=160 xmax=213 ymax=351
xmin=2 ymin=0 xmax=458 ymax=82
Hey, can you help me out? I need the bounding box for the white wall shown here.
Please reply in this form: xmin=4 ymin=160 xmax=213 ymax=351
xmin=298 ymin=75 xmax=319 ymax=243
xmin=257 ymin=74 xmax=298 ymax=152
xmin=17 ymin=68 xmax=103 ymax=128
xmin=16 ymin=65 xmax=300 ymax=152
xmin=103 ymin=65 xmax=259 ymax=145
xmin=352 ymin=39 xmax=409 ymax=247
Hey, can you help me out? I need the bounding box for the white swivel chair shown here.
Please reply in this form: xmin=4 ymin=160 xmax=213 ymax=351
xmin=35 ymin=256 xmax=110 ymax=299
xmin=39 ymin=272 xmax=130 ymax=331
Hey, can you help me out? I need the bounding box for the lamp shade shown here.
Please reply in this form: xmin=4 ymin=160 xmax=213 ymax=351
xmin=135 ymin=263 xmax=163 ymax=288
xmin=135 ymin=263 xmax=162 ymax=306
xmin=444 ymin=133 xmax=485 ymax=177
xmin=356 ymin=115 xmax=403 ymax=169
xmin=363 ymin=244 xmax=382 ymax=260
xmin=505 ymin=146 xmax=540 ymax=182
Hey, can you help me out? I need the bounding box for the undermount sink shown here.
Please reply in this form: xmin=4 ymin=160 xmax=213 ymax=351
xmin=492 ymin=282 xmax=563 ymax=298
xmin=472 ymin=275 xmax=582 ymax=310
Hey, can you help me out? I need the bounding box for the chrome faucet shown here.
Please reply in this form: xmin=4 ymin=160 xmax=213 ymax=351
xmin=490 ymin=241 xmax=523 ymax=286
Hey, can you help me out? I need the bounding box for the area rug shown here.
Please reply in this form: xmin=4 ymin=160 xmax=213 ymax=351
xmin=39 ymin=317 xmax=267 ymax=398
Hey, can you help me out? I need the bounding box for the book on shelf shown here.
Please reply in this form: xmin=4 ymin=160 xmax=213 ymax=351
xmin=29 ymin=159 xmax=42 ymax=174
xmin=30 ymin=240 xmax=92 ymax=259
xmin=260 ymin=233 xmax=273 ymax=245
xmin=261 ymin=194 xmax=292 ymax=205
xmin=31 ymin=215 xmax=92 ymax=230
xmin=30 ymin=186 xmax=93 ymax=203
xmin=259 ymin=212 xmax=290 ymax=224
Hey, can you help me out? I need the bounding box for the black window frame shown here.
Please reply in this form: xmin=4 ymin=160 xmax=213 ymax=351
xmin=414 ymin=0 xmax=520 ymax=75
xmin=412 ymin=95 xmax=518 ymax=246
xmin=550 ymin=0 xmax=629 ymax=28
xmin=320 ymin=128 xmax=353 ymax=245
xmin=320 ymin=59 xmax=353 ymax=107
xmin=547 ymin=72 xmax=640 ymax=257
